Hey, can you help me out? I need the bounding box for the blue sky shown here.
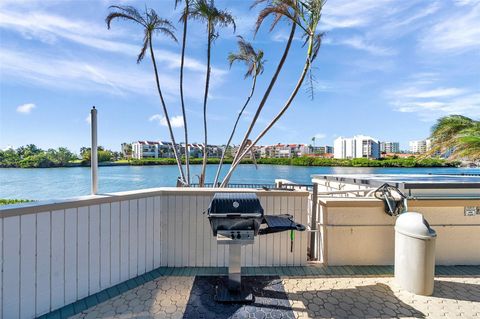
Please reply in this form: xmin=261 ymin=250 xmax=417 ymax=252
xmin=1 ymin=0 xmax=479 ymax=153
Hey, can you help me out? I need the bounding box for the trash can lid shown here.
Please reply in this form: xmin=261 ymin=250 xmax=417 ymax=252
xmin=395 ymin=212 xmax=437 ymax=239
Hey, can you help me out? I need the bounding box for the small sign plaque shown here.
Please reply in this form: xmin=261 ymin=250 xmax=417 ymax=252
xmin=465 ymin=206 xmax=479 ymax=216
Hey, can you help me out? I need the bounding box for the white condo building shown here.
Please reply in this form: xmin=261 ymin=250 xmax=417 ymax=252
xmin=409 ymin=139 xmax=432 ymax=154
xmin=334 ymin=135 xmax=381 ymax=159
xmin=131 ymin=141 xmax=174 ymax=159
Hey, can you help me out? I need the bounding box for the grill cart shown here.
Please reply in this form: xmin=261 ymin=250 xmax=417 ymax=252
xmin=207 ymin=192 xmax=305 ymax=303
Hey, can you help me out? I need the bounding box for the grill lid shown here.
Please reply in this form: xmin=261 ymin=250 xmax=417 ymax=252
xmin=208 ymin=193 xmax=264 ymax=218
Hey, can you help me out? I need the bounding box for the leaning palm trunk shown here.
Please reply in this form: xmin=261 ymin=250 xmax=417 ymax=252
xmin=199 ymin=23 xmax=212 ymax=187
xmin=149 ymin=39 xmax=186 ymax=183
xmin=221 ymin=36 xmax=313 ymax=187
xmin=232 ymin=22 xmax=296 ymax=165
xmin=213 ymin=70 xmax=258 ymax=186
xmin=179 ymin=8 xmax=191 ymax=185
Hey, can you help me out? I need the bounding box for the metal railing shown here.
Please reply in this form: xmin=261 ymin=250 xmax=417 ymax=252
xmin=188 ymin=183 xmax=277 ymax=189
xmin=277 ymin=182 xmax=314 ymax=191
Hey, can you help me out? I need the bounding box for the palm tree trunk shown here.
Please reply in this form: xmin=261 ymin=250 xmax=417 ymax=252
xmin=213 ymin=72 xmax=258 ymax=186
xmin=148 ymin=37 xmax=186 ymax=183
xmin=179 ymin=8 xmax=190 ymax=185
xmin=221 ymin=35 xmax=313 ymax=187
xmin=231 ymin=22 xmax=296 ymax=165
xmin=199 ymin=24 xmax=212 ymax=187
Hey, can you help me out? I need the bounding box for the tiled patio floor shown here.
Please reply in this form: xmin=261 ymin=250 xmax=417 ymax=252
xmin=66 ymin=267 xmax=480 ymax=319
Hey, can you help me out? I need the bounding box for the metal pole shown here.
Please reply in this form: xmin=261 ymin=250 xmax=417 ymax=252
xmin=310 ymin=182 xmax=318 ymax=260
xmin=228 ymin=244 xmax=241 ymax=291
xmin=91 ymin=106 xmax=98 ymax=195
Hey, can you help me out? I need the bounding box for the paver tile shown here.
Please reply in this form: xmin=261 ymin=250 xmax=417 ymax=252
xmin=69 ymin=274 xmax=480 ymax=318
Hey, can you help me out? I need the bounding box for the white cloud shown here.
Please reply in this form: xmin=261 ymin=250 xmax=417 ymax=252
xmin=149 ymin=114 xmax=184 ymax=128
xmin=0 ymin=47 xmax=153 ymax=96
xmin=16 ymin=103 xmax=36 ymax=114
xmin=0 ymin=9 xmax=227 ymax=76
xmin=0 ymin=45 xmax=220 ymax=103
xmin=334 ymin=36 xmax=395 ymax=56
xmin=85 ymin=114 xmax=91 ymax=124
xmin=453 ymin=0 xmax=480 ymax=6
xmin=320 ymin=0 xmax=401 ymax=31
xmin=271 ymin=30 xmax=302 ymax=43
xmin=386 ymin=77 xmax=480 ymax=120
xmin=392 ymin=87 xmax=467 ymax=99
xmin=419 ymin=3 xmax=480 ymax=53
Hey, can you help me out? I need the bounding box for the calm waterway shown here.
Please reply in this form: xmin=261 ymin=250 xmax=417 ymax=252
xmin=1 ymin=164 xmax=479 ymax=200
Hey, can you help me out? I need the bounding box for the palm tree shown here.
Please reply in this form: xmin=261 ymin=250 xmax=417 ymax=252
xmin=106 ymin=5 xmax=186 ymax=184
xmin=189 ymin=0 xmax=235 ymax=186
xmin=176 ymin=0 xmax=191 ymax=185
xmin=428 ymin=115 xmax=480 ymax=160
xmin=231 ymin=0 xmax=298 ymax=166
xmin=221 ymin=0 xmax=325 ymax=186
xmin=212 ymin=36 xmax=265 ymax=186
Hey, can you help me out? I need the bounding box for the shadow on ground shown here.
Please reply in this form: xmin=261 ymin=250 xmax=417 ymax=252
xmin=289 ymin=283 xmax=426 ymax=318
xmin=433 ymin=279 xmax=480 ymax=302
xmin=183 ymin=276 xmax=294 ymax=319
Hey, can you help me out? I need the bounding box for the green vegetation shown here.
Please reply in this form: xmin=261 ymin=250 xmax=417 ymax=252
xmin=0 ymin=144 xmax=77 ymax=168
xmin=0 ymin=144 xmax=121 ymax=168
xmin=428 ymin=115 xmax=480 ymax=161
xmin=80 ymin=147 xmax=120 ymax=163
xmin=0 ymin=199 xmax=33 ymax=206
xmin=0 ymin=145 xmax=460 ymax=169
xmin=126 ymin=156 xmax=457 ymax=167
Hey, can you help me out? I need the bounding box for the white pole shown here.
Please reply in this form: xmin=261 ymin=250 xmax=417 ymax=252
xmin=91 ymin=106 xmax=98 ymax=195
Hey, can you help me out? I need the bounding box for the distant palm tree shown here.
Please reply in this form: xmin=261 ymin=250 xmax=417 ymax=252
xmin=189 ymin=0 xmax=235 ymax=186
xmin=428 ymin=115 xmax=480 ymax=160
xmin=106 ymin=5 xmax=186 ymax=183
xmin=221 ymin=0 xmax=325 ymax=186
xmin=213 ymin=36 xmax=265 ymax=186
xmin=231 ymin=0 xmax=298 ymax=166
xmin=176 ymin=0 xmax=191 ymax=185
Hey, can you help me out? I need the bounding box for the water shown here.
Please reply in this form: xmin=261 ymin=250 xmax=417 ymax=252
xmin=0 ymin=164 xmax=478 ymax=200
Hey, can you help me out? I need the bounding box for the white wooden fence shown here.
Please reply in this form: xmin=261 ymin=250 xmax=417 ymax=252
xmin=0 ymin=188 xmax=308 ymax=319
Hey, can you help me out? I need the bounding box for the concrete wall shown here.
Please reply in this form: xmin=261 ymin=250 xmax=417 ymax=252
xmin=318 ymin=197 xmax=480 ymax=266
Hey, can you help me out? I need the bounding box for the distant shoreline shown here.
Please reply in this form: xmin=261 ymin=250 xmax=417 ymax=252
xmin=0 ymin=157 xmax=463 ymax=168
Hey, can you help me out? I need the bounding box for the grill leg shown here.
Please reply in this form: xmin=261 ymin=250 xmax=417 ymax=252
xmin=228 ymin=244 xmax=241 ymax=291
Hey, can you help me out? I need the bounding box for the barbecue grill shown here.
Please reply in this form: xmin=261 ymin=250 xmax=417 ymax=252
xmin=207 ymin=192 xmax=305 ymax=303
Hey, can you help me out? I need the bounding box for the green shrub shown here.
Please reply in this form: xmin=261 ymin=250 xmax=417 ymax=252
xmin=0 ymin=199 xmax=33 ymax=206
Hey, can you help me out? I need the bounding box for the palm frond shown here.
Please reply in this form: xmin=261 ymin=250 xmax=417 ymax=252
xmin=106 ymin=5 xmax=146 ymax=28
xmin=427 ymin=115 xmax=480 ymax=160
xmin=155 ymin=27 xmax=178 ymax=42
xmin=311 ymin=32 xmax=324 ymax=61
xmin=106 ymin=12 xmax=144 ymax=29
xmin=228 ymin=36 xmax=265 ymax=78
xmin=106 ymin=5 xmax=176 ymax=62
xmin=188 ymin=0 xmax=235 ymax=39
xmin=137 ymin=30 xmax=149 ymax=63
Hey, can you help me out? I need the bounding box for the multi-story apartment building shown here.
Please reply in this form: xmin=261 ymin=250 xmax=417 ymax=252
xmin=409 ymin=139 xmax=432 ymax=154
xmin=334 ymin=135 xmax=380 ymax=159
xmin=380 ymin=142 xmax=400 ymax=154
xmin=131 ymin=141 xmax=223 ymax=160
xmin=131 ymin=141 xmax=175 ymax=159
xmin=258 ymin=144 xmax=310 ymax=158
xmin=310 ymin=145 xmax=334 ymax=154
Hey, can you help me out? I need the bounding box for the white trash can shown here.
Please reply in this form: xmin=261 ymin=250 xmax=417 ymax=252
xmin=395 ymin=212 xmax=436 ymax=295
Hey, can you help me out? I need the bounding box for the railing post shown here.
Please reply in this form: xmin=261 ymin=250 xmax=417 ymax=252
xmin=310 ymin=182 xmax=318 ymax=260
xmin=91 ymin=106 xmax=98 ymax=195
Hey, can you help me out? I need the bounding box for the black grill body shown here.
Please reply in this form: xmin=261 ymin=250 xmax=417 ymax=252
xmin=207 ymin=193 xmax=264 ymax=236
xmin=207 ymin=192 xmax=306 ymax=303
